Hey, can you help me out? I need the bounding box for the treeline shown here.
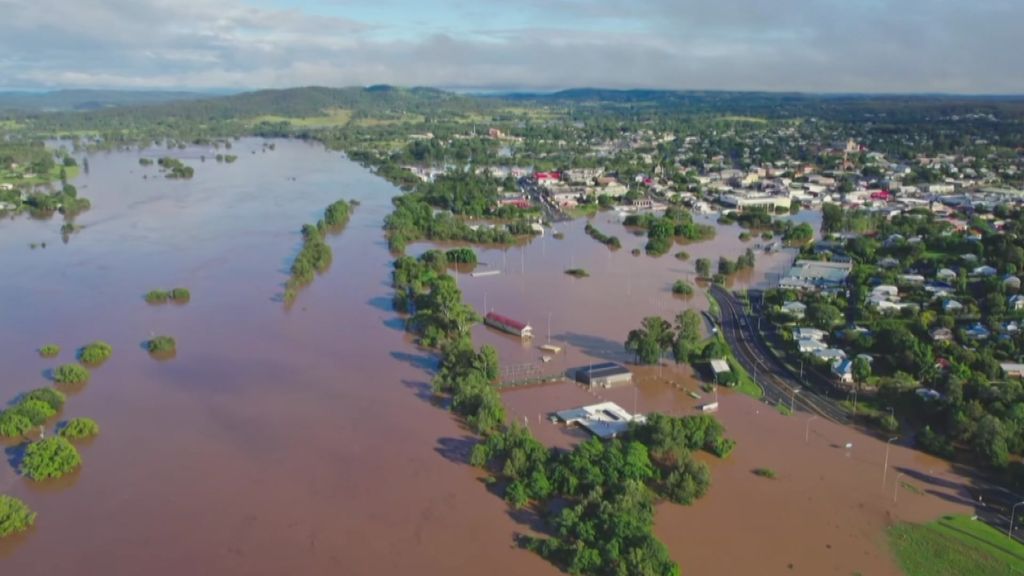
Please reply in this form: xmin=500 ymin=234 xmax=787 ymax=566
xmin=623 ymin=207 xmax=715 ymax=256
xmin=584 ymin=222 xmax=621 ymax=249
xmin=385 ymin=192 xmax=527 ymax=253
xmin=470 ymin=412 xmax=733 ymax=575
xmin=693 ymin=249 xmax=756 ymax=283
xmin=283 ymin=199 xmax=355 ymax=304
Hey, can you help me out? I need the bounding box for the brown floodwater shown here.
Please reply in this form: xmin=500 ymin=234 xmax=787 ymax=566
xmin=0 ymin=140 xmax=972 ymax=575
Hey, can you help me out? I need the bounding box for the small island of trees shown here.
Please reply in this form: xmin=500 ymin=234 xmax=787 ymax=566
xmin=21 ymin=437 xmax=82 ymax=481
xmin=145 ymin=287 xmax=191 ymax=304
xmin=0 ymin=495 xmax=36 ymax=538
xmin=53 ymin=363 xmax=90 ymax=384
xmin=624 ymin=206 xmax=715 ymax=256
xmin=565 ymin=268 xmax=590 ymax=278
xmin=38 ymin=344 xmax=60 ymax=358
xmin=672 ymin=280 xmax=694 ymax=296
xmin=584 ymin=223 xmax=621 ymax=249
xmin=157 ymin=157 xmax=194 ymax=179
xmin=284 ymin=199 xmax=355 ymax=304
xmin=0 ymin=388 xmax=66 ymax=438
xmin=59 ymin=418 xmax=100 ymax=440
xmin=78 ymin=340 xmax=113 ymax=364
xmin=145 ymin=336 xmax=176 ymax=354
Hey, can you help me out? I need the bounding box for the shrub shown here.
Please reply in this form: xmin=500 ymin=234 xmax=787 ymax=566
xmin=739 ymin=232 xmax=752 ymax=241
xmin=170 ymin=287 xmax=190 ymax=301
xmin=21 ymin=388 xmax=66 ymax=411
xmin=146 ymin=336 xmax=176 ymax=353
xmin=145 ymin=290 xmax=169 ymax=303
xmin=753 ymin=467 xmax=777 ymax=478
xmin=11 ymin=399 xmax=57 ymax=426
xmin=79 ymin=341 xmax=112 ymax=364
xmin=565 ymin=268 xmax=589 ymax=278
xmin=672 ymin=280 xmax=694 ymax=296
xmin=674 ymin=251 xmax=690 ymax=261
xmin=59 ymin=418 xmax=100 ymax=440
xmin=0 ymin=411 xmax=32 ymax=438
xmin=21 ymin=437 xmax=82 ymax=481
xmin=631 ymin=248 xmax=641 ymax=256
xmin=53 ymin=363 xmax=90 ymax=384
xmin=0 ymin=495 xmax=36 ymax=538
xmin=38 ymin=344 xmax=60 ymax=358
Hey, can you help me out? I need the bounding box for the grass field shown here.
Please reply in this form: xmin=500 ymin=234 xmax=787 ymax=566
xmin=0 ymin=164 xmax=78 ymax=186
xmin=247 ymin=107 xmax=352 ymax=128
xmin=888 ymin=515 xmax=1024 ymax=576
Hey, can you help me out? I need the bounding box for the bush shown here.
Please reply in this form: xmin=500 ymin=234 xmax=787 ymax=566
xmin=11 ymin=399 xmax=57 ymax=426
xmin=146 ymin=336 xmax=176 ymax=353
xmin=145 ymin=290 xmax=169 ymax=303
xmin=565 ymin=268 xmax=589 ymax=278
xmin=38 ymin=344 xmax=60 ymax=358
xmin=0 ymin=411 xmax=32 ymax=438
xmin=53 ymin=363 xmax=90 ymax=384
xmin=674 ymin=251 xmax=690 ymax=261
xmin=170 ymin=287 xmax=191 ymax=301
xmin=21 ymin=437 xmax=82 ymax=481
xmin=753 ymin=467 xmax=777 ymax=478
xmin=59 ymin=418 xmax=100 ymax=440
xmin=21 ymin=388 xmax=66 ymax=411
xmin=739 ymin=232 xmax=752 ymax=241
xmin=672 ymin=280 xmax=694 ymax=296
xmin=0 ymin=495 xmax=36 ymax=538
xmin=79 ymin=341 xmax=112 ymax=364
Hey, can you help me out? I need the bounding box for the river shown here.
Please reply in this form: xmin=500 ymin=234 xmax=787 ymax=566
xmin=0 ymin=139 xmax=974 ymax=575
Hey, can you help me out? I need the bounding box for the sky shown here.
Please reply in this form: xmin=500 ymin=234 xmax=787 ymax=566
xmin=1 ymin=0 xmax=1023 ymax=94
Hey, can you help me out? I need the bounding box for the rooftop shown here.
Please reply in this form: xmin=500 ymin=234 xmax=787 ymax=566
xmin=555 ymin=401 xmax=645 ymax=439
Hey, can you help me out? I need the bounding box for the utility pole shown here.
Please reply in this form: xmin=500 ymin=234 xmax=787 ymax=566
xmin=882 ymin=436 xmax=898 ymax=490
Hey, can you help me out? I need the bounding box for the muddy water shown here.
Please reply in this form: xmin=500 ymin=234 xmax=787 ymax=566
xmin=0 ymin=140 xmax=970 ymax=576
xmin=0 ymin=139 xmax=558 ymax=575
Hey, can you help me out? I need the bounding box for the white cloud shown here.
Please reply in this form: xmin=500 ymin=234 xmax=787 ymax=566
xmin=1 ymin=0 xmax=1022 ymax=93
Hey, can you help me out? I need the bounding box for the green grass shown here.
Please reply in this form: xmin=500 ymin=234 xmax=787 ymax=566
xmin=888 ymin=515 xmax=1024 ymax=576
xmin=567 ymin=204 xmax=599 ymax=218
xmin=246 ymin=108 xmax=353 ymax=128
xmin=712 ymin=333 xmax=764 ymax=400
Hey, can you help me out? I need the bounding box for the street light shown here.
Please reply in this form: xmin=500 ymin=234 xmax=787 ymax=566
xmin=805 ymin=415 xmax=819 ymax=443
xmin=894 ymin=472 xmax=906 ymax=502
xmin=882 ymin=436 xmax=898 ymax=490
xmin=1010 ymin=500 xmax=1024 ymax=540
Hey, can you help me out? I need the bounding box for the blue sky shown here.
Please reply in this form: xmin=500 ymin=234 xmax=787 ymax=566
xmin=1 ymin=0 xmax=1022 ymax=93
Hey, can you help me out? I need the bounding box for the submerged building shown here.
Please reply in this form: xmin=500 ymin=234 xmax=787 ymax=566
xmin=555 ymin=401 xmax=645 ymax=439
xmin=574 ymin=362 xmax=633 ymax=388
xmin=483 ymin=312 xmax=533 ymax=339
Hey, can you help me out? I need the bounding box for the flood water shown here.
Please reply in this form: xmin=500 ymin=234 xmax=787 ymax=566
xmin=0 ymin=139 xmax=973 ymax=575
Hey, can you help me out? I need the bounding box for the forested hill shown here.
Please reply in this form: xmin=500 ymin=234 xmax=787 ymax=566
xmin=0 ymin=89 xmax=206 ymax=112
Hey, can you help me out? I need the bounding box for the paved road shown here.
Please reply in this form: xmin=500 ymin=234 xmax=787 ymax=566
xmin=710 ymin=284 xmax=849 ymax=423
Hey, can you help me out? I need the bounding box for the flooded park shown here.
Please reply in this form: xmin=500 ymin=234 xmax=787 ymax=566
xmin=0 ymin=139 xmax=979 ymax=575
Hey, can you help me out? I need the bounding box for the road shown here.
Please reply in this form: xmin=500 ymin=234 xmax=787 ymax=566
xmin=711 ymin=285 xmax=1024 ymax=542
xmin=710 ymin=284 xmax=849 ymax=424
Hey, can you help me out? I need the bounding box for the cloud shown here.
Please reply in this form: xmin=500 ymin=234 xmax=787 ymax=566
xmin=1 ymin=0 xmax=1022 ymax=93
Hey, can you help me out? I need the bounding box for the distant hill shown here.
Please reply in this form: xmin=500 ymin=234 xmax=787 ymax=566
xmin=0 ymin=89 xmax=210 ymax=112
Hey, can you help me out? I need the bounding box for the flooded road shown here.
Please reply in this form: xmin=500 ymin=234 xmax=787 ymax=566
xmin=0 ymin=140 xmax=972 ymax=575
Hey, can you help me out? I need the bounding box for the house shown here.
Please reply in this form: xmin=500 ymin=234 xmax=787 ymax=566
xmin=943 ymin=299 xmax=964 ymax=313
xmin=812 ymin=348 xmax=848 ymax=364
xmin=709 ymin=359 xmax=731 ymax=380
xmin=781 ymin=301 xmax=807 ymax=319
xmin=1011 ymin=295 xmax=1024 ymax=311
xmin=930 ymin=327 xmax=954 ymax=342
xmin=878 ymin=257 xmax=900 ymax=269
xmin=899 ymin=274 xmax=926 ymax=286
xmin=793 ymin=327 xmax=829 ymax=341
xmin=936 ymin=268 xmax=957 ymax=282
xmin=1001 ymin=363 xmax=1024 ymax=379
xmin=535 ymin=172 xmax=561 ymax=187
xmin=779 ymin=260 xmax=854 ymax=292
xmin=1004 ymin=275 xmax=1022 ymax=291
xmin=797 ymin=339 xmax=828 ymax=353
xmin=965 ymin=323 xmax=991 ymax=340
xmin=484 ymin=312 xmax=533 ymax=339
xmin=972 ymin=265 xmax=998 ymax=277
xmin=833 ymin=359 xmax=854 ymax=384
xmin=870 ymin=285 xmax=899 ymax=302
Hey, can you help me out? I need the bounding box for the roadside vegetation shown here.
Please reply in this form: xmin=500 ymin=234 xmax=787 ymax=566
xmin=888 ymin=515 xmax=1024 ymax=576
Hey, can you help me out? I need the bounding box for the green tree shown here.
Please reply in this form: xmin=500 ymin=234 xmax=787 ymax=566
xmin=626 ymin=317 xmax=675 ymax=365
xmin=59 ymin=417 xmax=100 ymax=440
xmin=974 ymin=415 xmax=1009 ymax=468
xmin=53 ymin=363 xmax=90 ymax=384
xmin=852 ymin=356 xmax=871 ymax=386
xmin=0 ymin=495 xmax=36 ymax=538
xmin=21 ymin=437 xmax=82 ymax=481
xmin=695 ymin=258 xmax=711 ymax=278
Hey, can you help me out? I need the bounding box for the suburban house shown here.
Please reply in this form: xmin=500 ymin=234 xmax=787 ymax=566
xmin=793 ymin=327 xmax=829 ymax=341
xmin=781 ymin=301 xmax=807 ymax=319
xmin=965 ymin=323 xmax=991 ymax=340
xmin=812 ymin=348 xmax=848 ymax=364
xmin=972 ymin=265 xmax=998 ymax=277
xmin=1011 ymin=295 xmax=1024 ymax=311
xmin=797 ymin=339 xmax=828 ymax=353
xmin=833 ymin=359 xmax=854 ymax=384
xmin=943 ymin=299 xmax=964 ymax=313
xmin=930 ymin=327 xmax=954 ymax=342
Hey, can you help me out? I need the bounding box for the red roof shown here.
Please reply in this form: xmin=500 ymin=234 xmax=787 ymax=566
xmin=485 ymin=312 xmax=529 ymax=331
xmin=535 ymin=172 xmax=561 ymax=181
